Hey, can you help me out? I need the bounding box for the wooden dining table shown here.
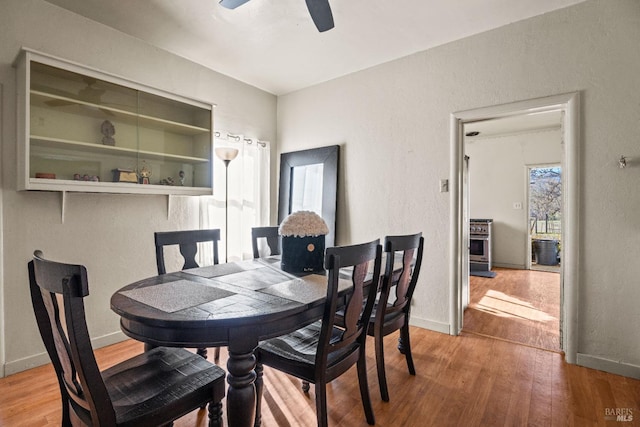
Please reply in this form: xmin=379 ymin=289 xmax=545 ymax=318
xmin=110 ymin=257 xmax=354 ymax=427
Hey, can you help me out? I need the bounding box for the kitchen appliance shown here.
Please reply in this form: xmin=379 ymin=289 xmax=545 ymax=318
xmin=470 ymin=218 xmax=492 ymax=271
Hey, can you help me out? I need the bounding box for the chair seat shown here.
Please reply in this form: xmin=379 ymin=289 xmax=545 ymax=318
xmin=103 ymin=347 xmax=226 ymax=427
xmin=337 ymin=302 xmax=403 ymax=333
xmin=258 ymin=321 xmax=358 ymax=380
xmin=369 ymin=303 xmax=404 ymax=325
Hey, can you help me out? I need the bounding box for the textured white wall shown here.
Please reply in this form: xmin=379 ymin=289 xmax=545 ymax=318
xmin=466 ymin=129 xmax=562 ymax=269
xmin=278 ymin=0 xmax=640 ymax=373
xmin=0 ymin=0 xmax=277 ymax=374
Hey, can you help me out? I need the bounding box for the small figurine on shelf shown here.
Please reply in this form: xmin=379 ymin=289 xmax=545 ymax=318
xmin=179 ymin=170 xmax=185 ymax=186
xmin=101 ymin=120 xmax=115 ymax=146
xmin=138 ymin=162 xmax=152 ymax=184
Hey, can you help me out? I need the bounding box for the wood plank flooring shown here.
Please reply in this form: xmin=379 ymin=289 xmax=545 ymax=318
xmin=2 ymin=327 xmax=639 ymax=426
xmin=464 ymin=267 xmax=561 ymax=352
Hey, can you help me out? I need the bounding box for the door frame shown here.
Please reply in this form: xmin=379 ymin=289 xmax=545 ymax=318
xmin=0 ymin=83 xmax=4 ymax=377
xmin=449 ymin=92 xmax=580 ymax=363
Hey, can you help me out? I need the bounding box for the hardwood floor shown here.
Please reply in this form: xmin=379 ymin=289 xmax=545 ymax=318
xmin=2 ymin=328 xmax=639 ymax=426
xmin=465 ymin=267 xmax=561 ymax=352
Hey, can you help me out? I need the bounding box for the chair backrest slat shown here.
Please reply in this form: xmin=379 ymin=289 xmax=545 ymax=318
xmin=251 ymin=226 xmax=281 ymax=258
xmin=155 ymin=229 xmax=221 ymax=274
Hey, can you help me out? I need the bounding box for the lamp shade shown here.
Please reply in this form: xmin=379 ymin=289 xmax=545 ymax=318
xmin=215 ymin=147 xmax=239 ymax=162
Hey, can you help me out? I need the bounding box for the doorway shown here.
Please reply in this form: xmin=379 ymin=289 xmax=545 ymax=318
xmin=449 ymin=92 xmax=580 ymax=363
xmin=462 ymin=122 xmax=562 ymax=352
xmin=528 ymin=165 xmax=562 ymax=273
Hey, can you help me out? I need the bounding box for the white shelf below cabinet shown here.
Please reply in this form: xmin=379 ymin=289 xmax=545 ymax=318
xmin=28 ymin=178 xmax=213 ymax=196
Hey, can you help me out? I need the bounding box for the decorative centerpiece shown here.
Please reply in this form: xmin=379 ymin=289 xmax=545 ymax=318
xmin=279 ymin=211 xmax=329 ymax=274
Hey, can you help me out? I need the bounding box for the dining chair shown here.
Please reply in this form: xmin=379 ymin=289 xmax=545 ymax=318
xmin=369 ymin=232 xmax=424 ymax=402
xmin=28 ymin=250 xmax=226 ymax=427
xmin=251 ymin=226 xmax=281 ymax=258
xmin=254 ymin=239 xmax=382 ymax=427
xmin=154 ymin=228 xmax=221 ymax=360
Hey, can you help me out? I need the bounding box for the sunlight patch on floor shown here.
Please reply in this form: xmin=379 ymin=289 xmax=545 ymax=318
xmin=473 ymin=289 xmax=556 ymax=322
xmin=262 ymin=371 xmax=314 ymax=426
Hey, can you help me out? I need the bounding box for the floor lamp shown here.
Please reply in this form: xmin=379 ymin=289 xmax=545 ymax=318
xmin=215 ymin=147 xmax=239 ymax=263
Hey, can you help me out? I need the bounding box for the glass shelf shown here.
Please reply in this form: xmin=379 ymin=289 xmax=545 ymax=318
xmin=30 ymin=91 xmax=210 ymax=136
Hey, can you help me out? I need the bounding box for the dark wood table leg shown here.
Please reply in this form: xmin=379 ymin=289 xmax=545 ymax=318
xmin=227 ymin=330 xmax=258 ymax=427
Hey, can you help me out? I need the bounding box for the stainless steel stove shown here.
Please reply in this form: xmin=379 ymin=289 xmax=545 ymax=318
xmin=470 ymin=218 xmax=492 ymax=271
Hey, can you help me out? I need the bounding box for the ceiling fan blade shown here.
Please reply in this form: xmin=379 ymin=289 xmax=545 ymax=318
xmin=219 ymin=0 xmax=251 ymax=9
xmin=305 ymin=0 xmax=334 ymax=32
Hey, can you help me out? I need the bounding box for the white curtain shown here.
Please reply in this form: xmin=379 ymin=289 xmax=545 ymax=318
xmin=200 ymin=134 xmax=271 ymax=262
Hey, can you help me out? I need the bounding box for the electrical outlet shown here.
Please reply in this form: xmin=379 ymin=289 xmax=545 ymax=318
xmin=513 ymin=202 xmax=523 ymax=210
xmin=440 ymin=179 xmax=449 ymax=193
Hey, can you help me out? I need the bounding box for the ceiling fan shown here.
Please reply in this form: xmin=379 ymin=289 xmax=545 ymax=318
xmin=219 ymin=0 xmax=335 ymax=32
xmin=44 ymin=77 xmax=120 ymax=116
xmin=45 ymin=77 xmax=103 ymax=105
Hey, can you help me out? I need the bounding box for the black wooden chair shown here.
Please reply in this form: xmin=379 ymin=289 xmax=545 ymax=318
xmin=369 ymin=233 xmax=424 ymax=402
xmin=255 ymin=239 xmax=382 ymax=427
xmin=251 ymin=226 xmax=281 ymax=258
xmin=28 ymin=250 xmax=226 ymax=427
xmin=154 ymin=228 xmax=222 ymax=361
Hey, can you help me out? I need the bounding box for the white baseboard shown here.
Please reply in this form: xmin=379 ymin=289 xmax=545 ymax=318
xmin=92 ymin=330 xmax=129 ymax=350
xmin=3 ymin=331 xmax=129 ymax=377
xmin=409 ymin=316 xmax=450 ymax=335
xmin=4 ymin=354 xmax=51 ymax=376
xmin=577 ymin=353 xmax=640 ymax=380
xmin=492 ymin=262 xmax=526 ymax=269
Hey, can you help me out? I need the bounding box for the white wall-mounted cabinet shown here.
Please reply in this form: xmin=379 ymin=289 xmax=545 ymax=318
xmin=15 ymin=48 xmax=214 ymax=195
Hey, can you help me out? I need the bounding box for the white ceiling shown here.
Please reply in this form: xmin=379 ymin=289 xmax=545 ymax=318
xmin=43 ymin=0 xmax=587 ymax=96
